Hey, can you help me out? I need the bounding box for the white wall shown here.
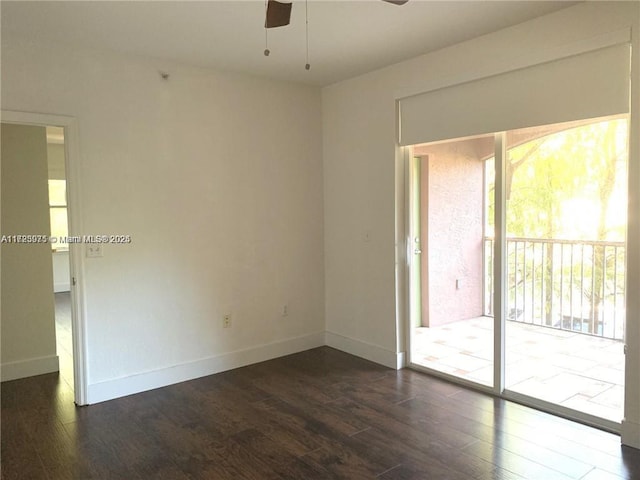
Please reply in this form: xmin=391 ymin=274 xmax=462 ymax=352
xmin=1 ymin=124 xmax=59 ymax=381
xmin=322 ymin=1 xmax=640 ymax=446
xmin=1 ymin=37 xmax=324 ymax=402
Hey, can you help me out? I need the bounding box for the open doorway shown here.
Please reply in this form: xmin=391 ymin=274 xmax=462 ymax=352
xmin=1 ymin=112 xmax=86 ymax=405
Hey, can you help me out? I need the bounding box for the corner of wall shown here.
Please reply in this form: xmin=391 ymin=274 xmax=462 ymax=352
xmin=324 ymin=331 xmax=403 ymax=370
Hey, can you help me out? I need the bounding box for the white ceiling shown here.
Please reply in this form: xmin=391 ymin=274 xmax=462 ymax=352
xmin=1 ymin=0 xmax=577 ymax=86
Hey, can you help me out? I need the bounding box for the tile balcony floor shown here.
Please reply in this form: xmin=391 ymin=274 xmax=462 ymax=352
xmin=413 ymin=316 xmax=624 ymax=423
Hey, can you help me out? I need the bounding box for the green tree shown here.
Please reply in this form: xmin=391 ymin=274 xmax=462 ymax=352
xmin=487 ymin=118 xmax=628 ymax=333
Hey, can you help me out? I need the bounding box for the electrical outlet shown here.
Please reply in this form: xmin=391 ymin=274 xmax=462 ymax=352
xmin=223 ymin=314 xmax=232 ymax=328
xmin=282 ymin=304 xmax=288 ymax=317
xmin=86 ymin=244 xmax=103 ymax=258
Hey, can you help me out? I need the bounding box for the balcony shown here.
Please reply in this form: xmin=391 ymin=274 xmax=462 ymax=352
xmin=413 ymin=237 xmax=626 ymax=422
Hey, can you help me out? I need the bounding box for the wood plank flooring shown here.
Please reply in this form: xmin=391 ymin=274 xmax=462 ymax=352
xmin=2 ymin=347 xmax=640 ymax=479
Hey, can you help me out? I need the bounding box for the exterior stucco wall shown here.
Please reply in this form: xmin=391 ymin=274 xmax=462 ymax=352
xmin=418 ymin=139 xmax=485 ymax=326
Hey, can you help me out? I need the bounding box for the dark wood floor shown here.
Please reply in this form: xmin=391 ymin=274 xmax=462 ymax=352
xmin=2 ymin=347 xmax=640 ymax=479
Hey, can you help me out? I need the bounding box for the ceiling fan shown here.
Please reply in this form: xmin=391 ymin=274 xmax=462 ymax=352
xmin=265 ymin=0 xmax=409 ymax=29
xmin=262 ymin=0 xmax=409 ymax=69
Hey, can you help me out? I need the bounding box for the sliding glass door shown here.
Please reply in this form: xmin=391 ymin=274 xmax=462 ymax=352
xmin=408 ymin=115 xmax=629 ymax=426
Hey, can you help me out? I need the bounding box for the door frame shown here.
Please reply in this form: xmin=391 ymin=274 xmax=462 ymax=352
xmin=2 ymin=110 xmax=88 ymax=406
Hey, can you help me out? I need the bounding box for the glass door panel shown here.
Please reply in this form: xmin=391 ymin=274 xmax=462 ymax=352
xmin=411 ymin=134 xmax=495 ymax=387
xmin=502 ymin=117 xmax=628 ymax=422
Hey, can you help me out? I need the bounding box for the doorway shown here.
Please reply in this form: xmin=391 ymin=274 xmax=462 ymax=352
xmin=1 ymin=111 xmax=87 ymax=405
xmin=408 ymin=115 xmax=629 ymax=430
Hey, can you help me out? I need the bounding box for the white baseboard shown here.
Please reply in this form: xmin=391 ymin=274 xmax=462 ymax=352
xmin=86 ymin=331 xmax=325 ymax=404
xmin=54 ymin=283 xmax=71 ymax=293
xmin=324 ymin=331 xmax=402 ymax=370
xmin=622 ymin=419 xmax=640 ymax=449
xmin=1 ymin=355 xmax=59 ymax=382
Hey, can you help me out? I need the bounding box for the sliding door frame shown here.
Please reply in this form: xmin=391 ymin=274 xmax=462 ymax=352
xmin=402 ymin=126 xmax=623 ymax=434
xmin=493 ymin=133 xmax=506 ymax=394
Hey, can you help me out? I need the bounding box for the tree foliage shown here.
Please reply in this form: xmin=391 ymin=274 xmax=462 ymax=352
xmin=493 ymin=119 xmax=628 ymax=242
xmin=485 ymin=118 xmax=628 ymax=335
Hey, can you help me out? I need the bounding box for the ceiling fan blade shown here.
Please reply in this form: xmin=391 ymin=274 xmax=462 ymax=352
xmin=382 ymin=0 xmax=409 ymax=4
xmin=265 ymin=0 xmax=292 ymax=28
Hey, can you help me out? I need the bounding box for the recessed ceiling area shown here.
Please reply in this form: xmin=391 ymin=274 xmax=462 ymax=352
xmin=1 ymin=1 xmax=578 ymax=86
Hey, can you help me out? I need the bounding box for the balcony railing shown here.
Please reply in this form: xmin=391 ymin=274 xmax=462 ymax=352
xmin=484 ymin=237 xmax=625 ymax=340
